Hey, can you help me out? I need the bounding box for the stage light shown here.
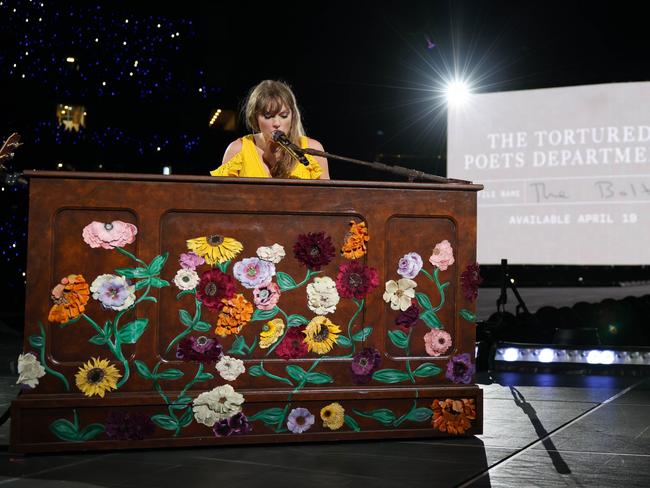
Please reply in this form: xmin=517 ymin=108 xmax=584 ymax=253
xmin=503 ymin=347 xmax=519 ymax=362
xmin=599 ymin=350 xmax=615 ymax=365
xmin=445 ymin=79 xmax=471 ymax=106
xmin=538 ymin=348 xmax=554 ymax=363
xmin=586 ymin=350 xmax=602 ymax=364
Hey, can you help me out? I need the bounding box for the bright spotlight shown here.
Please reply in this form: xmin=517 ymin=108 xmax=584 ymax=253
xmin=503 ymin=347 xmax=519 ymax=362
xmin=538 ymin=348 xmax=555 ymax=363
xmin=445 ymin=79 xmax=471 ymax=106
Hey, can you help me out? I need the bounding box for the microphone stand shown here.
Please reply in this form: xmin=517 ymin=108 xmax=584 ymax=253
xmin=300 ymin=147 xmax=471 ymax=184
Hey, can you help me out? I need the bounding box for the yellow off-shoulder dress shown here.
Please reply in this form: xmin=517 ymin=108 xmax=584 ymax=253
xmin=210 ymin=135 xmax=322 ymax=179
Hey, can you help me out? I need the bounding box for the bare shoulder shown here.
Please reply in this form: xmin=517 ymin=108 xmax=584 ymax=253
xmin=306 ymin=137 xmax=325 ymax=151
xmin=222 ymin=138 xmax=243 ymax=164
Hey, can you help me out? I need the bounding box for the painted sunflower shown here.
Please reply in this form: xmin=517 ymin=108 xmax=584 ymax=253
xmin=186 ymin=234 xmax=243 ymax=265
xmin=75 ymin=357 xmax=121 ymax=398
xmin=303 ymin=316 xmax=341 ymax=355
xmin=320 ymin=402 xmax=345 ymax=430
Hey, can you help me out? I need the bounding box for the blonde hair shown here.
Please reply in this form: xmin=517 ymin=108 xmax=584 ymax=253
xmin=243 ymin=80 xmax=306 ymax=178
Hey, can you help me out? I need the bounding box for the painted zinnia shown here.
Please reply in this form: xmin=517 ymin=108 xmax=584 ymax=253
xmin=253 ymin=281 xmax=281 ymax=310
xmin=293 ymin=231 xmax=336 ymax=270
xmin=395 ymin=302 xmax=420 ymax=330
xmin=75 ymin=357 xmax=121 ymax=398
xmin=341 ymin=220 xmax=369 ymax=259
xmin=259 ymin=318 xmax=285 ymax=349
xmin=424 ymin=329 xmax=452 ymax=356
xmin=460 ymin=263 xmax=482 ymax=302
xmin=176 ymin=336 xmax=222 ymax=363
xmin=286 ymin=407 xmax=315 ymax=434
xmin=192 ymin=384 xmax=245 ymax=427
xmin=196 ymin=269 xmax=235 ymax=312
xmin=90 ymin=274 xmax=136 ymax=311
xmin=105 ymin=411 xmax=155 ymax=441
xmin=16 ymin=352 xmax=46 ymax=388
xmin=48 ymin=274 xmax=90 ymax=324
xmin=303 ymin=316 xmax=341 ymax=355
xmin=429 ymin=240 xmax=455 ymax=271
xmin=179 ymin=251 xmax=205 ymax=270
xmin=215 ymin=294 xmax=253 ymax=336
xmin=306 ymin=276 xmax=340 ymax=315
xmin=350 ymin=347 xmax=381 ymax=384
xmin=335 ymin=261 xmax=379 ymax=299
xmin=320 ymin=402 xmax=345 ymax=430
xmin=213 ymin=412 xmax=252 ymax=437
xmin=445 ymin=353 xmax=475 ymax=384
xmin=275 ymin=326 xmax=309 ymax=359
xmin=173 ymin=268 xmax=200 ymax=291
xmin=233 ymin=257 xmax=276 ymax=289
xmin=82 ymin=220 xmax=137 ymax=249
xmin=431 ymin=398 xmax=476 ymax=435
xmin=397 ymin=252 xmax=423 ymax=279
xmin=186 ymin=234 xmax=243 ymax=265
xmin=383 ymin=278 xmax=417 ymax=311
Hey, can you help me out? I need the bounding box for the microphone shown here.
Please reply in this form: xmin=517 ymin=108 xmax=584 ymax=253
xmin=271 ymin=130 xmax=310 ymax=166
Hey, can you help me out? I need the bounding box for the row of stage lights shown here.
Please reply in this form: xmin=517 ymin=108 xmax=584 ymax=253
xmin=494 ymin=345 xmax=650 ymax=366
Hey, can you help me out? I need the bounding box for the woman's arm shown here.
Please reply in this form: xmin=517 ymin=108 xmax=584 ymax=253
xmin=222 ymin=139 xmax=243 ymax=164
xmin=307 ymin=138 xmax=330 ymax=179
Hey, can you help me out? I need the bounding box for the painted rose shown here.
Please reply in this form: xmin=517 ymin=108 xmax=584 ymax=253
xmin=253 ymin=282 xmax=281 ymax=310
xmin=383 ymin=278 xmax=417 ymax=311
xmin=179 ymin=252 xmax=205 ymax=270
xmin=173 ymin=268 xmax=200 ymax=291
xmin=424 ymin=329 xmax=452 ymax=356
xmin=192 ymin=384 xmax=245 ymax=427
xmin=429 ymin=240 xmax=455 ymax=271
xmin=216 ymin=355 xmax=246 ymax=381
xmin=397 ymin=252 xmax=423 ymax=279
xmin=90 ymin=274 xmax=136 ymax=311
xmin=233 ymin=257 xmax=276 ymax=289
xmin=16 ymin=352 xmax=46 ymax=388
xmin=306 ymin=276 xmax=340 ymax=315
xmin=82 ymin=220 xmax=137 ymax=249
xmin=256 ymin=243 xmax=286 ymax=264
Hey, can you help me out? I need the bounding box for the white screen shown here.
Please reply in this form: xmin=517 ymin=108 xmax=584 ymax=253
xmin=447 ymin=82 xmax=650 ymax=265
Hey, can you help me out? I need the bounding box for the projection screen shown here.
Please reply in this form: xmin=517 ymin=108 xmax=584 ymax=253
xmin=447 ymin=82 xmax=650 ymax=265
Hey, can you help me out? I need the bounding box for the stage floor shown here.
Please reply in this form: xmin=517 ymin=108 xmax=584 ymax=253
xmin=1 ymin=366 xmax=648 ymax=487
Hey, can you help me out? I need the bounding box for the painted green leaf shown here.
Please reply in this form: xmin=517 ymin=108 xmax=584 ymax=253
xmin=217 ymin=260 xmax=230 ymax=273
xmin=174 ymin=395 xmax=192 ymax=406
xmin=285 ymin=365 xmax=307 ymax=382
xmin=193 ymin=321 xmax=212 ymax=332
xmin=196 ymin=371 xmax=214 ymax=382
xmin=49 ymin=419 xmax=80 ymax=441
xmin=412 ymin=363 xmax=442 ymax=378
xmin=228 ymin=336 xmax=248 ymax=356
xmin=117 ymin=318 xmax=148 ymax=344
xmin=388 ymin=330 xmax=408 ymax=349
xmin=28 ymin=334 xmax=43 ymax=348
xmin=344 ymin=414 xmax=361 ymax=432
xmin=248 ymin=364 xmax=263 ymax=377
xmin=276 ymin=272 xmax=297 ymax=291
xmin=352 ymin=408 xmax=396 ymax=426
xmin=134 ymin=360 xmax=152 ymax=379
xmin=178 ymin=408 xmax=193 ymax=428
xmin=305 ymin=372 xmax=333 ymax=385
xmin=337 ymin=335 xmax=352 ymax=348
xmin=178 ymin=309 xmax=194 ymax=327
xmin=251 ymin=306 xmax=279 ymax=322
xmin=249 ymin=407 xmax=286 ymax=426
xmin=287 ymin=314 xmax=308 ymax=327
xmin=148 ymin=277 xmax=170 ymax=288
xmin=372 ymin=369 xmax=411 ymax=384
xmin=352 ymin=327 xmax=373 ymax=342
xmin=176 ymin=289 xmax=194 ymax=299
xmin=460 ymin=309 xmax=477 ymax=322
xmin=134 ymin=278 xmax=151 ymax=290
xmin=151 ymin=414 xmax=178 ymax=431
xmin=139 ymin=296 xmax=157 ymax=303
xmin=415 ymin=292 xmax=433 ymax=311
xmin=89 ymin=334 xmax=107 ymax=346
xmin=420 ymin=310 xmax=442 ymax=329
xmin=79 ymin=423 xmax=105 ymax=441
xmin=57 ymin=315 xmax=82 ymax=328
xmin=147 ymin=253 xmax=168 ymax=276
xmin=406 ymin=407 xmax=433 ymax=423
xmin=115 ymin=267 xmax=149 ymax=279
xmin=157 ymin=368 xmax=184 ymax=380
